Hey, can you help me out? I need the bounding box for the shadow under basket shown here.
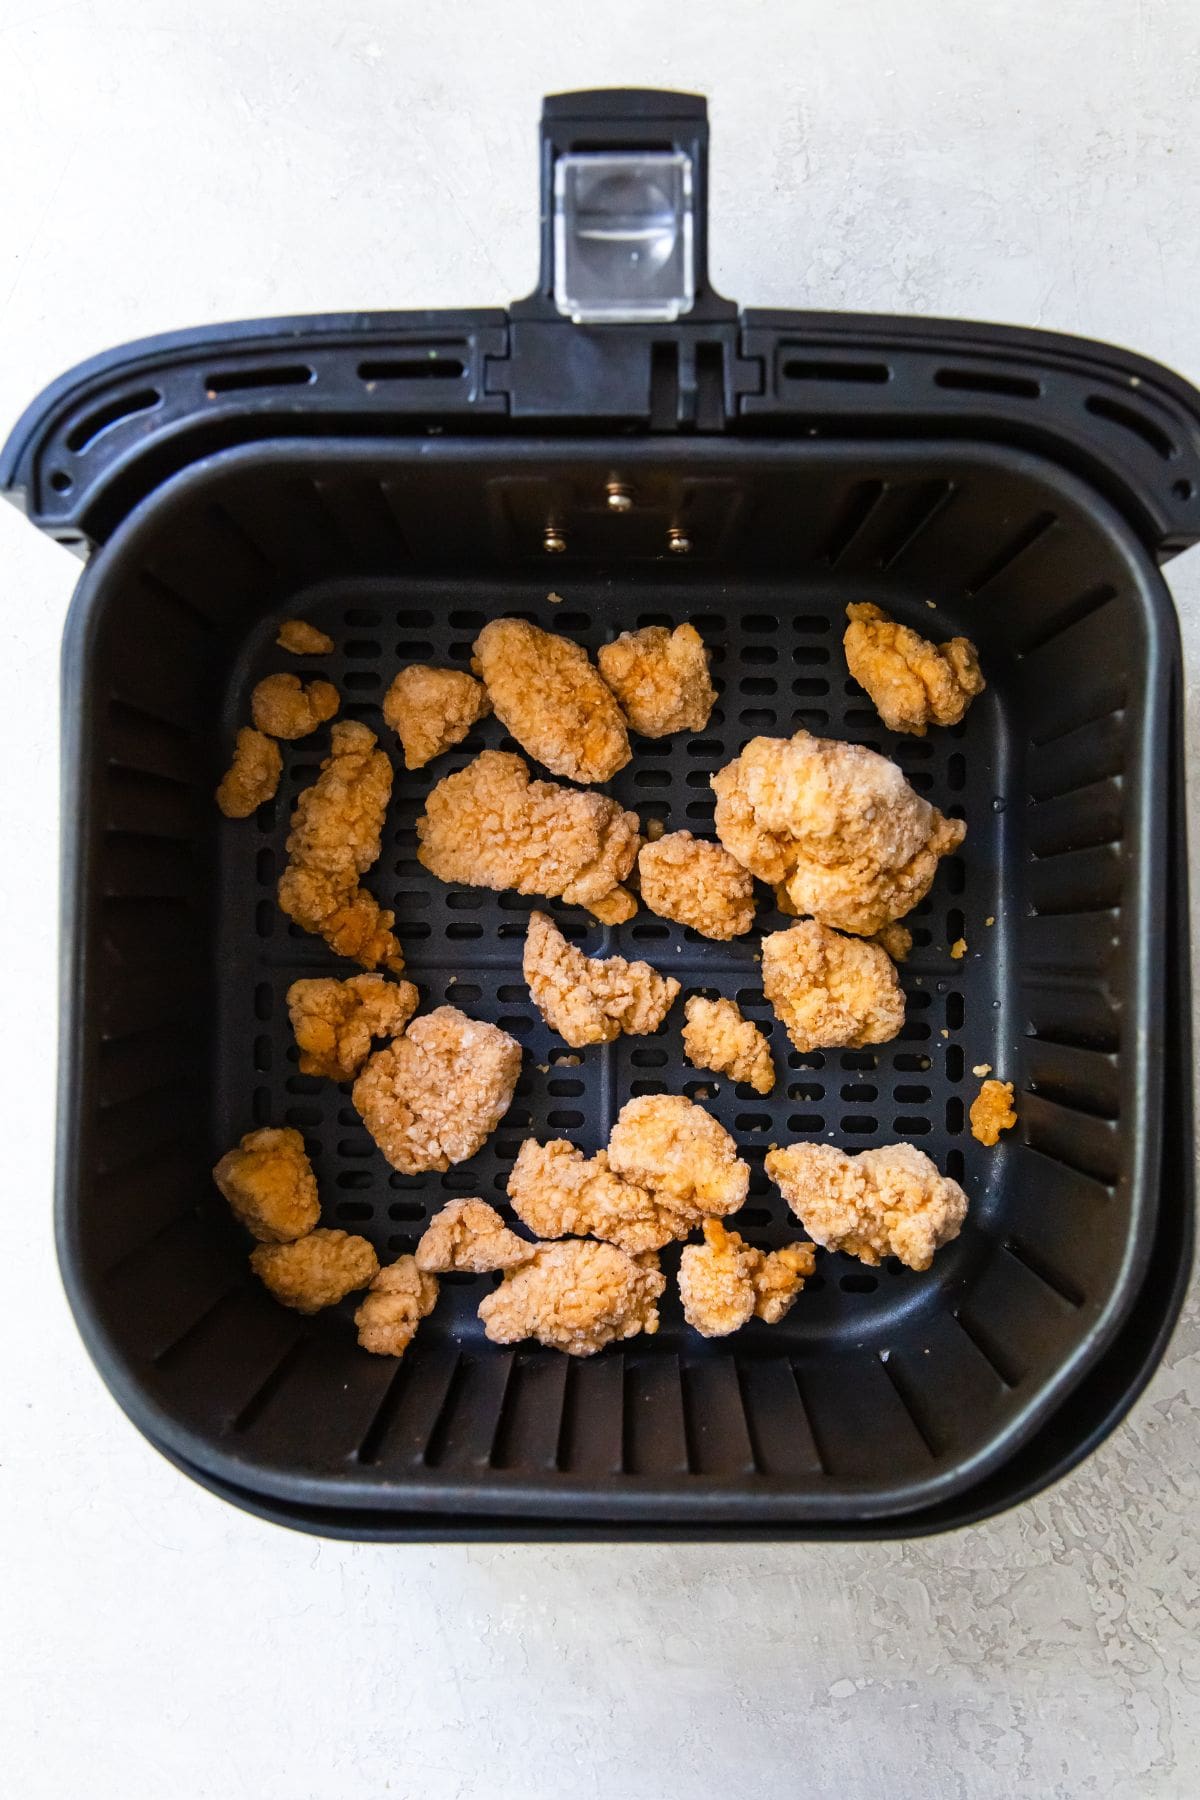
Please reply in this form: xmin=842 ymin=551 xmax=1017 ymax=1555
xmin=53 ymin=433 xmax=1179 ymax=1528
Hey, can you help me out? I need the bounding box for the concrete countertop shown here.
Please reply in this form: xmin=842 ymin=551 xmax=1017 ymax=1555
xmin=1 ymin=3 xmax=1196 ymax=1795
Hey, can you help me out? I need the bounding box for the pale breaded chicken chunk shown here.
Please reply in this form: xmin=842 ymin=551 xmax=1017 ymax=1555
xmin=473 ymin=618 xmax=631 ymax=784
xmin=417 ymin=750 xmax=640 ymax=923
xmin=215 ymin=727 xmax=282 ymax=818
xmin=251 ymin=673 xmax=340 ymax=740
xmin=682 ymin=996 xmax=776 ymax=1095
xmin=970 ymin=1078 xmax=1017 ymax=1146
xmin=607 ymin=1094 xmax=750 ymax=1217
xmin=382 ymin=664 xmax=491 ymax=770
xmin=251 ymin=1228 xmax=379 ymax=1312
xmin=844 ymin=602 xmax=984 ymax=736
xmin=352 ymin=1006 xmax=521 ymax=1174
xmin=523 ymin=910 xmax=679 ymax=1047
xmin=286 ymin=974 xmax=419 ymax=1081
xmin=766 ymin=1141 xmax=968 ymax=1272
xmin=277 ymin=720 xmax=405 ymax=972
xmin=762 ymin=920 xmax=905 ymax=1053
xmin=276 ymin=619 xmax=334 ymax=655
xmin=509 ymin=1139 xmax=693 ymax=1254
xmin=712 ymin=729 xmax=965 ymax=935
xmin=415 ymin=1199 xmax=532 ymax=1273
xmin=478 ymin=1240 xmax=664 ymax=1356
xmin=637 ymin=832 xmax=756 ymax=940
xmin=678 ymin=1219 xmax=816 ymax=1336
xmin=354 ymin=1256 xmax=439 ymax=1355
xmin=596 ymin=622 xmax=716 ymax=737
xmin=213 ymin=1125 xmax=320 ymax=1243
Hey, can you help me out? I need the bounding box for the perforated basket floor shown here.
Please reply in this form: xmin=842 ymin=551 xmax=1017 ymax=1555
xmin=61 ymin=437 xmax=1171 ymax=1525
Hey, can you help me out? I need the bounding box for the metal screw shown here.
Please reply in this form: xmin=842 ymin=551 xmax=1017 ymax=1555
xmin=543 ymin=527 xmax=566 ymax=554
xmin=667 ymin=527 xmax=692 ymax=554
xmin=606 ymin=481 xmax=633 ymax=513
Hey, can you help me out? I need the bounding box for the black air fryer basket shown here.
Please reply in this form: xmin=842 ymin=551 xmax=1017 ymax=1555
xmin=5 ymin=91 xmax=1195 ymax=1539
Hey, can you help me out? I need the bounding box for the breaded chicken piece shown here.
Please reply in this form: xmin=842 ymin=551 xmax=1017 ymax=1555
xmin=277 ymin=721 xmax=405 ymax=972
xmin=478 ymin=1240 xmax=664 ymax=1356
xmin=415 ymin=1199 xmax=532 ymax=1273
xmin=354 ymin=1256 xmax=439 ymax=1355
xmin=873 ymin=921 xmax=913 ymax=962
xmin=286 ymin=974 xmax=419 ymax=1081
xmin=713 ymin=729 xmax=965 ymax=934
xmin=682 ymin=996 xmax=776 ymax=1095
xmin=607 ymin=1094 xmax=750 ymax=1216
xmin=215 ymin=727 xmax=282 ymax=818
xmin=844 ymin=602 xmax=984 ymax=736
xmin=766 ymin=1141 xmax=968 ymax=1272
xmin=352 ymin=1006 xmax=521 ymax=1174
xmin=637 ymin=832 xmax=756 ymax=940
xmin=596 ymin=623 xmax=716 ymax=737
xmin=678 ymin=1219 xmax=816 ymax=1336
xmin=417 ymin=750 xmax=640 ymax=922
xmin=508 ymin=1139 xmax=696 ymax=1253
xmin=251 ymin=673 xmax=340 ymax=740
xmin=473 ymin=618 xmax=631 ymax=784
xmin=276 ymin=619 xmax=334 ymax=655
xmin=523 ymin=910 xmax=679 ymax=1047
xmin=970 ymin=1078 xmax=1017 ymax=1146
xmin=251 ymin=1228 xmax=379 ymax=1312
xmin=382 ymin=664 xmax=491 ymax=770
xmin=212 ymin=1125 xmax=320 ymax=1243
xmin=762 ymin=921 xmax=905 ymax=1053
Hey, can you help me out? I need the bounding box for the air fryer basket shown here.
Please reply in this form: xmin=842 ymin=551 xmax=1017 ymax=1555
xmin=5 ymin=90 xmax=1196 ymax=1534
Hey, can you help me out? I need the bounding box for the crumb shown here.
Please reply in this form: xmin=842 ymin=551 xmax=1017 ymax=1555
xmin=970 ymin=1078 xmax=1017 ymax=1147
xmin=556 ymin=1054 xmax=582 ymax=1068
xmin=645 ymin=816 xmax=667 ymax=841
xmin=973 ymin=1062 xmax=992 ymax=1077
xmin=872 ymin=922 xmax=912 ymax=962
xmin=547 ymin=591 xmax=563 ymax=604
xmin=844 ymin=603 xmax=984 ymax=736
xmin=509 ymin=1139 xmax=685 ymax=1252
xmin=766 ymin=1141 xmax=968 ymax=1271
xmin=354 ymin=1255 xmax=438 ymax=1355
xmin=382 ymin=664 xmax=490 ymax=770
xmin=216 ymin=727 xmax=282 ymax=818
xmin=251 ymin=1229 xmax=379 ymax=1312
xmin=678 ymin=1219 xmax=816 ymax=1336
xmin=926 ymin=600 xmax=937 ymax=609
xmin=277 ymin=619 xmax=334 ymax=655
xmin=478 ymin=1240 xmax=664 ymax=1355
xmin=278 ymin=721 xmax=404 ymax=971
xmin=213 ymin=1125 xmax=320 ymax=1242
xmin=473 ymin=617 xmax=630 ymax=783
xmin=417 ymin=750 xmax=640 ymax=922
xmin=607 ymin=1094 xmax=749 ymax=1216
xmin=596 ymin=622 xmax=716 ymax=737
xmin=985 ymin=915 xmax=995 ymax=927
xmin=941 ymin=1028 xmax=950 ymax=1038
xmin=415 ymin=1199 xmax=532 ymax=1273
xmin=713 ymin=729 xmax=965 ymax=935
xmin=536 ymin=1062 xmax=549 ymax=1074
xmin=682 ymin=995 xmax=775 ymax=1094
xmin=638 ymin=832 xmax=756 ymax=939
xmin=523 ymin=911 xmax=679 ymax=1046
xmin=352 ymin=1006 xmax=521 ymax=1173
xmin=286 ymin=974 xmax=419 ymax=1080
xmin=950 ymin=937 xmax=967 ymax=959
xmin=761 ymin=921 xmax=904 ymax=1052
xmin=251 ymin=673 xmax=340 ymax=739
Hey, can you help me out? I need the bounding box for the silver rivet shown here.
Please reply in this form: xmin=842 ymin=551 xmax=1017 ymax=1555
xmin=606 ymin=482 xmax=633 ymax=513
xmin=668 ymin=527 xmax=691 ymax=554
xmin=543 ymin=528 xmax=566 ymax=554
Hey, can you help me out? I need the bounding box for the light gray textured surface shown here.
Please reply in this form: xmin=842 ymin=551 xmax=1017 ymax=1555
xmin=1 ymin=4 xmax=1198 ymax=1796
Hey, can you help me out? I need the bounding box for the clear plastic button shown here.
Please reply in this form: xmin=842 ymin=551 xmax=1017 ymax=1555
xmin=553 ymin=151 xmax=695 ymax=324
